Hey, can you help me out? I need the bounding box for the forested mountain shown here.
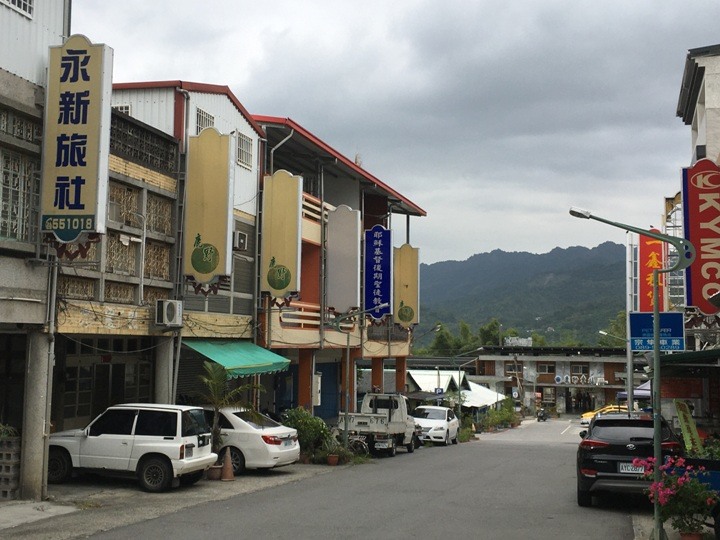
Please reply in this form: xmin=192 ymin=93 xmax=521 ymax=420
xmin=416 ymin=242 xmax=626 ymax=347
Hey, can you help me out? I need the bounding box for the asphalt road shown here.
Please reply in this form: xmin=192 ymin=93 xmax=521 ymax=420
xmin=73 ymin=417 xmax=643 ymax=540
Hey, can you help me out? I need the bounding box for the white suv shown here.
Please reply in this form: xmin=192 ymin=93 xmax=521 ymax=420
xmin=48 ymin=403 xmax=217 ymax=492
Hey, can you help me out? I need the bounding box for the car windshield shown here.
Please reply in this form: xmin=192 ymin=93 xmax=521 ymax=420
xmin=182 ymin=408 xmax=211 ymax=436
xmin=233 ymin=410 xmax=281 ymax=429
xmin=412 ymin=408 xmax=445 ymax=420
xmin=591 ymin=420 xmax=674 ymax=441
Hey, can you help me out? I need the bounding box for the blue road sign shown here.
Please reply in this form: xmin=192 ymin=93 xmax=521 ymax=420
xmin=629 ymin=312 xmax=685 ymax=352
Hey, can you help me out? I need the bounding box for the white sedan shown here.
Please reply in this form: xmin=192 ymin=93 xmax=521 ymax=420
xmin=203 ymin=407 xmax=299 ymax=474
xmin=411 ymin=405 xmax=460 ymax=445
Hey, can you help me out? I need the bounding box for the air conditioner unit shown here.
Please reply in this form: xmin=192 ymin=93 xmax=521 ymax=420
xmin=596 ymin=377 xmax=607 ymax=385
xmin=233 ymin=231 xmax=248 ymax=251
xmin=156 ymin=300 xmax=183 ymax=327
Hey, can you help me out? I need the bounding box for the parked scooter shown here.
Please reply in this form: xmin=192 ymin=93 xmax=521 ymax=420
xmin=536 ymin=408 xmax=548 ymax=422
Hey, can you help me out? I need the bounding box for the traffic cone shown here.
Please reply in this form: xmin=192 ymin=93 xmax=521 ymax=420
xmin=221 ymin=447 xmax=235 ymax=481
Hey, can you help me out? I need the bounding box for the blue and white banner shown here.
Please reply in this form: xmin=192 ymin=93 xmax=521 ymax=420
xmin=364 ymin=225 xmax=392 ymax=320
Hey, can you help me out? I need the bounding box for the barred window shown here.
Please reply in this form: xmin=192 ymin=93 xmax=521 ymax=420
xmin=1 ymin=0 xmax=33 ymax=17
xmin=538 ymin=364 xmax=555 ymax=374
xmin=196 ymin=108 xmax=214 ymax=134
xmin=571 ymin=364 xmax=589 ymax=375
xmin=236 ymin=132 xmax=253 ymax=169
xmin=0 ymin=147 xmax=40 ymax=242
xmin=112 ymin=104 xmax=131 ymax=115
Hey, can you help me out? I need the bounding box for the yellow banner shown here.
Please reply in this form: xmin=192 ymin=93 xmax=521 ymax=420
xmin=393 ymin=244 xmax=419 ymax=328
xmin=184 ymin=129 xmax=232 ymax=283
xmin=674 ymin=399 xmax=703 ymax=453
xmin=260 ymin=170 xmax=302 ymax=298
xmin=41 ymin=34 xmax=112 ymax=242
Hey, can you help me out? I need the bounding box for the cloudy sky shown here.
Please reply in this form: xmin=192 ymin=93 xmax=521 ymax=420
xmin=71 ymin=1 xmax=720 ymax=264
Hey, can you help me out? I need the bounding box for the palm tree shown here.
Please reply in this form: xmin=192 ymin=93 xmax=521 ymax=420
xmin=196 ymin=361 xmax=259 ymax=454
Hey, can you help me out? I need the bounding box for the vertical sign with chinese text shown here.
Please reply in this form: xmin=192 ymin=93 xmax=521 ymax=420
xmin=41 ymin=35 xmax=112 ymax=243
xmin=363 ymin=225 xmax=392 ymax=320
xmin=637 ymin=230 xmax=665 ymax=312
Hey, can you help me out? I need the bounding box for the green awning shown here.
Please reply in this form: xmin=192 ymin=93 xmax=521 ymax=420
xmin=660 ymin=349 xmax=720 ymax=366
xmin=184 ymin=339 xmax=290 ymax=377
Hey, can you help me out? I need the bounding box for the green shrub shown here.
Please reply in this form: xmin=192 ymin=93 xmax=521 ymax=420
xmin=458 ymin=426 xmax=475 ymax=442
xmin=281 ymin=407 xmax=331 ymax=454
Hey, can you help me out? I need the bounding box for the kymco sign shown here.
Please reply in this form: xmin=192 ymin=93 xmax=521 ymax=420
xmin=683 ymin=158 xmax=720 ymax=314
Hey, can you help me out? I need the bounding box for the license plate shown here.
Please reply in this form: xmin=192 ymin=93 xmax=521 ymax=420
xmin=186 ymin=447 xmax=193 ymax=458
xmin=375 ymin=441 xmax=389 ymax=449
xmin=619 ymin=462 xmax=644 ymax=474
xmin=283 ymin=440 xmax=293 ymax=447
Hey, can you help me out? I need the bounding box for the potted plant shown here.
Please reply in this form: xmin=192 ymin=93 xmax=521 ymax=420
xmin=634 ymin=455 xmax=718 ymax=538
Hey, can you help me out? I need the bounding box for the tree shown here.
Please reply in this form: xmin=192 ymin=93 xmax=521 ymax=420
xmin=196 ymin=361 xmax=259 ymax=454
xmin=597 ymin=310 xmax=627 ymax=347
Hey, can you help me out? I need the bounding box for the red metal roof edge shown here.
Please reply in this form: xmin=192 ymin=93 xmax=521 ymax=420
xmin=252 ymin=115 xmax=426 ymax=217
xmin=112 ymin=80 xmax=265 ymax=138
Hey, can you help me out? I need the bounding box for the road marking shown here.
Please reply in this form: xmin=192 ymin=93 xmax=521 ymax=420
xmin=561 ymin=422 xmax=574 ymax=435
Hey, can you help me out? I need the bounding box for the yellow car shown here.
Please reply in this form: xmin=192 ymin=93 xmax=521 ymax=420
xmin=580 ymin=404 xmax=628 ymax=425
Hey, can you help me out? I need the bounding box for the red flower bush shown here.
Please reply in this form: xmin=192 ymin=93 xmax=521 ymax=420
xmin=633 ymin=456 xmax=718 ymax=533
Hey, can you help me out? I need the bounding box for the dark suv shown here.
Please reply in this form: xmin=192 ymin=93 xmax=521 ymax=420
xmin=576 ymin=412 xmax=683 ymax=507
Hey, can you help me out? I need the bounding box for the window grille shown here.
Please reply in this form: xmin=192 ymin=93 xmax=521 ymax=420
xmin=112 ymin=104 xmax=131 ymax=115
xmin=1 ymin=0 xmax=33 ymax=17
xmin=196 ymin=108 xmax=214 ymax=134
xmin=0 ymin=148 xmax=40 ymax=242
xmin=236 ymin=132 xmax=253 ymax=169
xmin=505 ymin=363 xmax=522 ymax=374
xmin=538 ymin=364 xmax=555 ymax=374
xmin=571 ymin=364 xmax=589 ymax=375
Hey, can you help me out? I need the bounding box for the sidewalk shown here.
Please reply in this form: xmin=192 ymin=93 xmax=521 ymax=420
xmin=0 ymin=463 xmax=334 ymax=539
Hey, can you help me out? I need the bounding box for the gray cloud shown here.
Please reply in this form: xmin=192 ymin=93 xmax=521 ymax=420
xmin=72 ymin=0 xmax=720 ymax=262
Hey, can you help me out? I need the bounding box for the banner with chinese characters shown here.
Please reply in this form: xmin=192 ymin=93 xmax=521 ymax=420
xmin=41 ymin=34 xmax=112 ymax=243
xmin=637 ymin=230 xmax=665 ymax=312
xmin=184 ymin=128 xmax=233 ymax=284
xmin=363 ymin=224 xmax=392 ymax=320
xmin=393 ymin=244 xmax=419 ymax=328
xmin=683 ymin=158 xmax=720 ymax=314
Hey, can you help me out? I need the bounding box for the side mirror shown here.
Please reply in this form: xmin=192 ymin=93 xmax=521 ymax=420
xmin=579 ymin=430 xmax=587 ymax=438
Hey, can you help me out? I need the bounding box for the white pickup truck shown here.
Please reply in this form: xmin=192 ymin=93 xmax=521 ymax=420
xmin=337 ymin=393 xmax=419 ymax=456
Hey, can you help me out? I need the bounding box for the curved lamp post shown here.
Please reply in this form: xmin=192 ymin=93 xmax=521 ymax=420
xmin=570 ymin=207 xmax=695 ymax=540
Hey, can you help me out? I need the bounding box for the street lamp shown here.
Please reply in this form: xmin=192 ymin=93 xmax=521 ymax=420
xmin=570 ymin=207 xmax=695 ymax=540
xmin=331 ymin=302 xmax=389 ymax=447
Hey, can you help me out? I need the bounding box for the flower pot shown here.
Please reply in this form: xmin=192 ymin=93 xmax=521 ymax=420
xmin=206 ymin=464 xmax=223 ymax=480
xmin=327 ymin=454 xmax=339 ymax=466
xmin=679 ymin=532 xmax=703 ymax=540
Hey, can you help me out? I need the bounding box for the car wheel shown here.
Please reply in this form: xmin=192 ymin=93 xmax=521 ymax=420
xmin=577 ymin=483 xmax=592 ymax=507
xmin=179 ymin=470 xmax=203 ymax=487
xmin=388 ymin=442 xmax=396 ymax=457
xmin=444 ymin=430 xmax=451 ymax=446
xmin=406 ymin=437 xmax=415 ymax=453
xmin=48 ymin=447 xmax=72 ymax=484
xmin=452 ymin=429 xmax=459 ymax=444
xmin=138 ymin=456 xmax=172 ymax=492
xmin=229 ymin=447 xmax=245 ymax=475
